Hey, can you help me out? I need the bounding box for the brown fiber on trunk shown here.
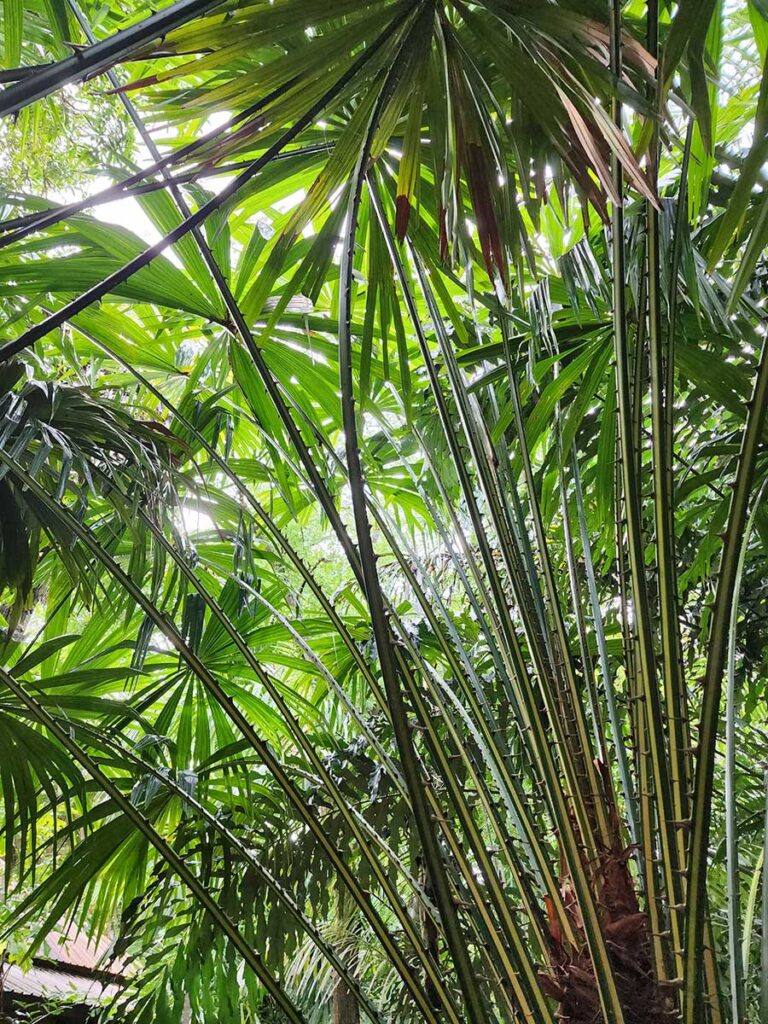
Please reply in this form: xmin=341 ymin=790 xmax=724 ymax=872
xmin=539 ymin=768 xmax=676 ymax=1023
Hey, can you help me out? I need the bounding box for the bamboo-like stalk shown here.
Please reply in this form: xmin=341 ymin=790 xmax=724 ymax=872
xmin=372 ymin=177 xmax=603 ymax=953
xmin=336 ymin=38 xmax=489 ymax=1021
xmin=684 ymin=332 xmax=768 ymax=1024
xmin=495 ymin=311 xmax=612 ymax=852
xmin=418 ymin=253 xmax=608 ymax=863
xmin=570 ymin=448 xmax=639 ymax=849
xmin=368 ymin=409 xmax=556 ymax=900
xmin=725 ymin=484 xmax=766 ymax=1022
xmin=665 ymin=120 xmax=696 ymax=822
xmin=370 ymin=173 xmax=629 ymax=1024
xmin=557 ymin=448 xmax=608 ymax=765
xmin=613 ymin=439 xmax=667 ymax=982
xmin=646 ymin=0 xmax=690 ymax=888
xmin=609 ymin=0 xmax=684 ymax=982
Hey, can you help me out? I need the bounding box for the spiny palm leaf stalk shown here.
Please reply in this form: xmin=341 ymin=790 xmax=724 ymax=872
xmin=0 ymin=1 xmax=767 ymax=1023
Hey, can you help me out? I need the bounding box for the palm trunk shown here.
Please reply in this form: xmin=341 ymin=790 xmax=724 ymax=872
xmin=332 ymin=889 xmax=360 ymax=1024
xmin=332 ymin=975 xmax=360 ymax=1024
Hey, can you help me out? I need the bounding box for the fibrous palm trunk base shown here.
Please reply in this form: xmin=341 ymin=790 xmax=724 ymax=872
xmin=540 ymin=793 xmax=676 ymax=1022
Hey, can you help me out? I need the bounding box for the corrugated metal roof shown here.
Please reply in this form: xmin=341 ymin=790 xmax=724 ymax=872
xmin=1 ymin=963 xmax=121 ymax=1003
xmin=2 ymin=925 xmax=126 ymax=1006
xmin=44 ymin=929 xmax=123 ymax=974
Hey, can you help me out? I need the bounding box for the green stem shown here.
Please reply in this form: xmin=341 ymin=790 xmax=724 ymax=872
xmin=337 ymin=36 xmax=488 ymax=1021
xmin=373 ymin=170 xmax=628 ymax=1024
xmin=685 ymin=332 xmax=768 ymax=1024
xmin=570 ymin=447 xmax=639 ymax=849
xmin=725 ymin=483 xmax=766 ymax=1023
xmin=647 ymin=0 xmax=690 ymax=888
xmin=609 ymin=0 xmax=684 ymax=980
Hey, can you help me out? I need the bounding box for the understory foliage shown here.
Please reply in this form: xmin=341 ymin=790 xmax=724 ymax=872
xmin=0 ymin=1 xmax=767 ymax=1023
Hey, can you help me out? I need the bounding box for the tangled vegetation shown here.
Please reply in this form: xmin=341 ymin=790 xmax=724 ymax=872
xmin=0 ymin=1 xmax=767 ymax=1022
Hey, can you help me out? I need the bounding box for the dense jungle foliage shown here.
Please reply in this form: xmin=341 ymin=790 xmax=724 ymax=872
xmin=0 ymin=1 xmax=767 ymax=1022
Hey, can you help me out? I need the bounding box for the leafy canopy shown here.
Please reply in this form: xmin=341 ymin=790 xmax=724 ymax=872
xmin=0 ymin=2 xmax=767 ymax=1023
